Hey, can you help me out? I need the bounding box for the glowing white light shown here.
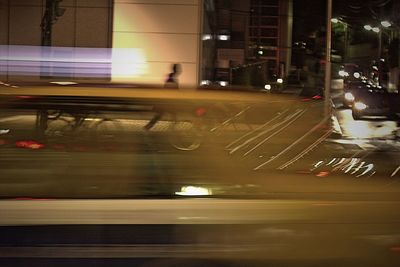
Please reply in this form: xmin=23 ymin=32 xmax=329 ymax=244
xmin=175 ymin=186 xmax=212 ymax=196
xmin=331 ymin=18 xmax=339 ymax=23
xmin=344 ymin=92 xmax=355 ymax=102
xmin=258 ymin=50 xmax=264 ymax=55
xmin=202 ymin=34 xmax=212 ymax=41
xmin=219 ymin=81 xmax=228 ymax=87
xmin=313 ymin=160 xmax=325 ymax=169
xmin=277 ymin=78 xmax=283 ymax=84
xmin=353 ymin=72 xmax=361 ymax=79
xmin=264 ymin=84 xmax=272 ymax=90
xmin=354 ymin=102 xmax=367 ymax=110
xmin=364 ymin=25 xmax=373 ymax=31
xmin=372 ymin=27 xmax=380 ymax=33
xmin=218 ymin=34 xmax=229 ymax=41
xmin=0 ymin=129 xmax=10 ymax=135
xmin=50 ymin=81 xmax=78 ymax=86
xmin=356 ymin=163 xmax=374 ymax=177
xmin=111 ymin=48 xmax=148 ymax=78
xmin=200 ymin=80 xmax=211 ymax=86
xmin=381 ymin=21 xmax=391 ymax=28
xmin=339 ymin=70 xmax=349 ymax=77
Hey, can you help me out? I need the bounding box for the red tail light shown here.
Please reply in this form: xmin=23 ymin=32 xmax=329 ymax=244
xmin=16 ymin=140 xmax=45 ymax=149
xmin=195 ymin=107 xmax=207 ymax=117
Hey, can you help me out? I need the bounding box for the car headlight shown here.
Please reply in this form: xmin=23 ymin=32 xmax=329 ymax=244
xmin=218 ymin=81 xmax=228 ymax=87
xmin=339 ymin=70 xmax=349 ymax=77
xmin=264 ymin=84 xmax=272 ymax=90
xmin=354 ymin=102 xmax=367 ymax=110
xmin=344 ymin=92 xmax=355 ymax=102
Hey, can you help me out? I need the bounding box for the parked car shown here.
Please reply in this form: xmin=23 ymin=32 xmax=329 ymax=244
xmin=351 ymin=85 xmax=399 ymax=120
xmin=342 ymin=79 xmax=368 ymax=108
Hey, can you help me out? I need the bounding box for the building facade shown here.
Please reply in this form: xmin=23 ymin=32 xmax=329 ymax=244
xmin=1 ymin=0 xmax=291 ymax=88
xmin=201 ymin=0 xmax=292 ymax=87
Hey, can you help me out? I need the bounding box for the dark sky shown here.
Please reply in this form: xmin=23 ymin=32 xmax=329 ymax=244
xmin=292 ymin=0 xmax=395 ymax=41
xmin=293 ymin=0 xmax=326 ymax=41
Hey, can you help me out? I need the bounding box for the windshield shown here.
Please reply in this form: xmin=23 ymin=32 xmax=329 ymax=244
xmin=1 ymin=0 xmax=400 ymax=266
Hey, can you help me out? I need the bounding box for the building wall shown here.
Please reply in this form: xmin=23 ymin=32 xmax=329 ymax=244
xmin=0 ymin=0 xmax=112 ymax=82
xmin=207 ymin=0 xmax=292 ymax=85
xmin=112 ymin=0 xmax=201 ymax=87
xmin=0 ymin=0 xmax=112 ymax=47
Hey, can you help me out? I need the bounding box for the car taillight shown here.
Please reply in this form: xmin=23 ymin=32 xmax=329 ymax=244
xmin=15 ymin=140 xmax=45 ymax=149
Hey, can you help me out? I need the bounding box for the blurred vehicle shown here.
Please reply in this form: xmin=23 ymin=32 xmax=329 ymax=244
xmin=339 ymin=63 xmax=363 ymax=81
xmin=351 ymin=85 xmax=399 ymax=120
xmin=342 ymin=79 xmax=368 ymax=108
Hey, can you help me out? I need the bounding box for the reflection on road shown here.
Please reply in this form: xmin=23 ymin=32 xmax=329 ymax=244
xmin=337 ymin=109 xmax=397 ymax=139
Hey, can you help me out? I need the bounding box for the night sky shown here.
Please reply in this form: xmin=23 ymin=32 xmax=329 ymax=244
xmin=293 ymin=0 xmax=395 ymax=42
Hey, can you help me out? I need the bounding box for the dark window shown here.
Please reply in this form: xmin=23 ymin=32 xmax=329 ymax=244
xmin=231 ymin=31 xmax=244 ymax=41
xmin=261 ymin=17 xmax=278 ymax=26
xmin=261 ymin=0 xmax=279 ymax=5
xmin=260 ymin=38 xmax=277 ymax=46
xmin=261 ymin=7 xmax=278 ymax=16
xmin=261 ymin=28 xmax=278 ymax=37
xmin=250 ymin=27 xmax=259 ymax=37
xmin=263 ymin=49 xmax=277 ymax=57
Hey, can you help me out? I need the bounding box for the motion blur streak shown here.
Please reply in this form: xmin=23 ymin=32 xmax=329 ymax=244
xmin=0 ymin=45 xmax=147 ymax=78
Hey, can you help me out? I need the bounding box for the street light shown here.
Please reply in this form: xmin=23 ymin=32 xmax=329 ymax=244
xmin=331 ymin=18 xmax=339 ymax=24
xmin=372 ymin=27 xmax=380 ymax=33
xmin=364 ymin=25 xmax=373 ymax=31
xmin=381 ymin=20 xmax=392 ymax=28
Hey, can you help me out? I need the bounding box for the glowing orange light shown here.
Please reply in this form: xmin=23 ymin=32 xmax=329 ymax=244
xmin=16 ymin=140 xmax=45 ymax=149
xmin=195 ymin=107 xmax=207 ymax=117
xmin=316 ymin=171 xmax=330 ymax=177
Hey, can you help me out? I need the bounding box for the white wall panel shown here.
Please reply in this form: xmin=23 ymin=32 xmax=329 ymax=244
xmin=112 ymin=0 xmax=201 ymax=87
xmin=113 ymin=32 xmax=197 ymax=63
xmin=115 ymin=62 xmax=197 ymax=86
xmin=114 ymin=4 xmax=198 ymax=34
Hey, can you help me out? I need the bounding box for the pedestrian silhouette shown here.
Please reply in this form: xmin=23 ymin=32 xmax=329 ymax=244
xmin=164 ymin=63 xmax=181 ymax=88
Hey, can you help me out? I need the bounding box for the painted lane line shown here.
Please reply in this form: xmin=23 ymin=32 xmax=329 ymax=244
xmin=253 ymin=116 xmax=330 ymax=169
xmin=225 ymin=108 xmax=289 ymax=149
xmin=276 ymin=129 xmax=333 ymax=170
xmin=243 ymin=109 xmax=307 ymax=156
xmin=229 ymin=109 xmax=304 ymax=154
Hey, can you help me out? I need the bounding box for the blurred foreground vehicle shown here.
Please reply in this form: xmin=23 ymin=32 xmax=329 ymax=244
xmin=0 ymin=83 xmax=400 ymax=267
